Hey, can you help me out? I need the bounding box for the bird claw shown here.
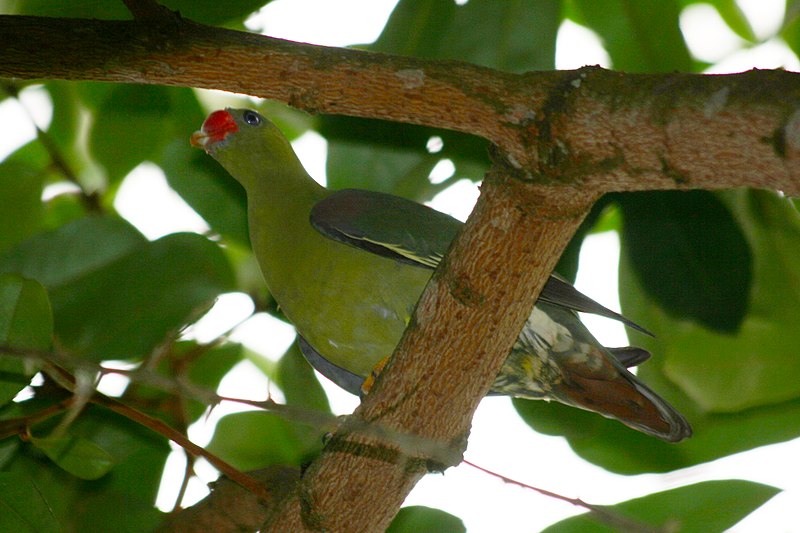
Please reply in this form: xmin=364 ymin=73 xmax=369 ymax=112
xmin=360 ymin=356 xmax=390 ymax=396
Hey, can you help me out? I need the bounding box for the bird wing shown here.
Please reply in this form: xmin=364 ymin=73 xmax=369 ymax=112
xmin=310 ymin=189 xmax=459 ymax=269
xmin=297 ymin=336 xmax=364 ymax=396
xmin=310 ymin=188 xmax=651 ymax=335
xmin=539 ymin=274 xmax=653 ymax=336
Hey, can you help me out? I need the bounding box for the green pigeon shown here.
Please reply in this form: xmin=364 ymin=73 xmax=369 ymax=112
xmin=191 ymin=108 xmax=691 ymax=442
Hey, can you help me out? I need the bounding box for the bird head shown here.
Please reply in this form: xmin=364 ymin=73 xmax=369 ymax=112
xmin=191 ymin=108 xmax=302 ymax=189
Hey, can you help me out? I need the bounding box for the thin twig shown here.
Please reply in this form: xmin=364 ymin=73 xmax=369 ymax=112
xmin=172 ymin=452 xmax=196 ymax=512
xmin=463 ymin=460 xmax=668 ymax=533
xmin=0 ymin=81 xmax=103 ymax=212
xmin=36 ymin=360 xmax=272 ymax=502
xmin=0 ymin=344 xmax=460 ymax=463
xmin=0 ymin=344 xmax=459 ymax=483
xmin=89 ymin=392 xmax=272 ymax=503
xmin=2 ymin=343 xmax=672 ymax=529
xmin=34 ymin=126 xmax=103 ymax=212
xmin=0 ymin=397 xmax=76 ymax=439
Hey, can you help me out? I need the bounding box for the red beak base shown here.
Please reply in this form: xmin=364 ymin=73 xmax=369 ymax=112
xmin=190 ymin=109 xmax=239 ymax=148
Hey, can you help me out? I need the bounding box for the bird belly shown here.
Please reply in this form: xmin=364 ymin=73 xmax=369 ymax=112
xmin=271 ymin=244 xmax=431 ymax=378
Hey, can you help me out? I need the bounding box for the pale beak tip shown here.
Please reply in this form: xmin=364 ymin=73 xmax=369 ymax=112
xmin=190 ymin=130 xmax=208 ymax=149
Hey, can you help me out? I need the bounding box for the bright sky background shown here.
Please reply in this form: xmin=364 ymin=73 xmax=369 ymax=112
xmin=1 ymin=0 xmax=799 ymax=531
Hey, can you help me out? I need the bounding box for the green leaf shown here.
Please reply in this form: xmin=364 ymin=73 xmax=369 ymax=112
xmin=388 ymin=506 xmax=466 ymax=533
xmin=6 ymin=404 xmax=167 ymax=533
xmin=160 ymin=0 xmax=269 ymax=26
xmin=52 ymin=232 xmax=235 ymax=360
xmin=5 ymin=0 xmax=129 ymax=18
xmin=781 ymin=1 xmax=800 ymax=58
xmin=0 ymin=216 xmax=145 ymax=289
xmin=327 ymin=138 xmax=442 ymax=199
xmin=320 ymin=117 xmax=488 ymax=216
xmin=0 ymin=437 xmax=20 ymax=469
xmin=0 ymin=160 xmax=44 ymax=254
xmin=42 ymin=192 xmax=86 ymax=231
xmin=569 ymin=0 xmax=693 ymax=72
xmin=555 ymin=195 xmax=618 ymax=282
xmin=618 ymin=190 xmax=752 ymax=333
xmin=0 ymin=217 xmax=235 ymax=361
xmin=30 ymin=434 xmax=115 ymax=480
xmin=375 ymin=0 xmax=559 ymax=72
xmin=705 ymin=0 xmax=757 ymax=42
xmin=371 ymin=0 xmax=458 ymax=58
xmin=89 ymin=85 xmax=174 ymax=184
xmin=0 ymin=275 xmax=52 ymax=406
xmin=42 ymin=82 xmax=103 ymax=196
xmin=207 ymin=411 xmax=323 ymax=471
xmin=0 ymin=471 xmax=59 ymax=533
xmin=275 ymin=342 xmax=331 ymax=414
xmin=161 ymin=139 xmax=249 ymax=245
xmin=439 ymin=0 xmax=560 ymax=72
xmin=184 ymin=342 xmax=243 ymax=422
xmin=623 ymin=190 xmax=800 ymax=412
xmin=542 ymin=480 xmax=779 ymax=533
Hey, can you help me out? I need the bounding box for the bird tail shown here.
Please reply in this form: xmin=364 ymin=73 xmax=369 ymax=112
xmin=500 ymin=302 xmax=692 ymax=442
xmin=549 ymin=344 xmax=692 ymax=442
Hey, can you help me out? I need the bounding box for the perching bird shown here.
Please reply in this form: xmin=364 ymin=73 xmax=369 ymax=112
xmin=191 ymin=108 xmax=691 ymax=442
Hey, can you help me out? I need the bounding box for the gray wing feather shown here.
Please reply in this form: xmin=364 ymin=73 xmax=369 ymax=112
xmin=311 ymin=189 xmax=652 ymax=335
xmin=297 ymin=336 xmax=364 ymax=396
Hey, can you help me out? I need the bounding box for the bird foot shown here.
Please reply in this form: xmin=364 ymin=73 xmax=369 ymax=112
xmin=360 ymin=356 xmax=390 ymax=396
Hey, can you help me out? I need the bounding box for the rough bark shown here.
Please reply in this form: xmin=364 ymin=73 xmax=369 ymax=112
xmin=1 ymin=14 xmax=800 ymax=192
xmin=262 ymin=172 xmax=597 ymax=531
xmin=1 ymin=9 xmax=798 ymax=533
xmin=156 ymin=466 xmax=299 ymax=533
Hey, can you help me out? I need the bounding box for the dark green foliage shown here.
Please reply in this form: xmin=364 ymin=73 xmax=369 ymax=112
xmin=388 ymin=505 xmax=466 ymax=533
xmin=542 ymin=480 xmax=779 ymax=533
xmin=619 ymin=190 xmax=752 ymax=333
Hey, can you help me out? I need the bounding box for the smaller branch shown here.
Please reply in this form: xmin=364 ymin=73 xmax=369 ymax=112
xmin=34 ymin=127 xmax=103 ymax=212
xmin=0 ymin=397 xmax=75 ymax=440
xmin=463 ymin=460 xmax=666 ymax=533
xmin=33 ymin=358 xmax=272 ymax=502
xmin=156 ymin=466 xmax=300 ymax=533
xmin=88 ymin=392 xmax=272 ymax=503
xmin=0 ymin=345 xmax=670 ymax=529
xmin=0 ymin=343 xmax=459 ymax=477
xmin=167 ymin=346 xmax=200 ymax=513
xmin=121 ymin=0 xmax=176 ymax=22
xmin=172 ymin=452 xmax=195 ymax=512
xmin=0 ymin=344 xmax=460 ymax=463
xmin=0 ymin=81 xmax=103 ymax=212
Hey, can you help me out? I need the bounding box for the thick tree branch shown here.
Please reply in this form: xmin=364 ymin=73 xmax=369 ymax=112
xmin=264 ymin=168 xmax=598 ymax=531
xmin=156 ymin=466 xmax=300 ymax=533
xmin=1 ymin=15 xmax=800 ymax=192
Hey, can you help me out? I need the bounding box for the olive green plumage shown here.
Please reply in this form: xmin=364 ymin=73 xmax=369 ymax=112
xmin=192 ymin=108 xmax=691 ymax=442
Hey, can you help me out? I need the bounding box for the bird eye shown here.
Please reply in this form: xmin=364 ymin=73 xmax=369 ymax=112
xmin=242 ymin=110 xmax=262 ymax=126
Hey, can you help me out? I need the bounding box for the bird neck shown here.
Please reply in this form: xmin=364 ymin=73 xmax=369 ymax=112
xmin=244 ymin=158 xmax=329 ymax=304
xmin=247 ymin=159 xmax=326 ymax=223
